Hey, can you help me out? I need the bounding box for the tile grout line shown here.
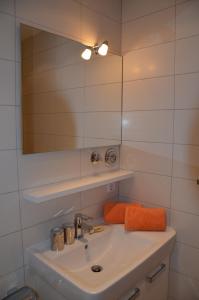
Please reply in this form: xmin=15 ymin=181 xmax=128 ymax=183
xmin=122 ymin=32 xmax=199 ymax=55
xmin=170 ymin=1 xmax=177 ymax=216
xmin=122 ymin=3 xmax=176 ymax=24
xmin=14 ymin=0 xmax=26 ymax=284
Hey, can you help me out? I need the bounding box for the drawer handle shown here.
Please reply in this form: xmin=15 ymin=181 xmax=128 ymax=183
xmin=128 ymin=288 xmax=140 ymax=300
xmin=146 ymin=263 xmax=166 ymax=283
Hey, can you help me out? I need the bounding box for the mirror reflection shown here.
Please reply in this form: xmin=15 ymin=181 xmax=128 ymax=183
xmin=21 ymin=24 xmax=122 ymax=154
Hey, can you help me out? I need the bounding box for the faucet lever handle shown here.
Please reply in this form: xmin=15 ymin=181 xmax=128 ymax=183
xmin=81 ymin=214 xmax=93 ymax=221
xmin=74 ymin=213 xmax=93 ymax=221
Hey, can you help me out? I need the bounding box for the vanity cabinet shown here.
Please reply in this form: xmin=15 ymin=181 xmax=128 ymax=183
xmin=122 ymin=257 xmax=169 ymax=300
xmin=26 ymin=225 xmax=175 ymax=300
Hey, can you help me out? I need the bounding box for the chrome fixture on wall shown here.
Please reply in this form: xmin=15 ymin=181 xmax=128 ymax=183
xmin=90 ymin=151 xmax=101 ymax=164
xmin=105 ymin=148 xmax=118 ymax=166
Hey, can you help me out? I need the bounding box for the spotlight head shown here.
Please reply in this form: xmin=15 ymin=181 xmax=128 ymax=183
xmin=98 ymin=41 xmax=109 ymax=56
xmin=81 ymin=47 xmax=92 ymax=60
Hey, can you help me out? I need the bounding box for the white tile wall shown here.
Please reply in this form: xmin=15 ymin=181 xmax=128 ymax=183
xmin=0 ymin=60 xmax=15 ymax=106
xmin=122 ymin=7 xmax=175 ymax=52
xmin=173 ymin=144 xmax=199 ymax=180
xmin=80 ymin=0 xmax=121 ymax=22
xmin=175 ymin=35 xmax=199 ymax=74
xmin=174 ymin=109 xmax=199 ymax=145
xmin=0 ymin=0 xmax=121 ymax=297
xmin=130 ymin=172 xmax=171 ymax=208
xmin=122 ymin=0 xmax=175 ymax=22
xmin=123 ymin=42 xmax=174 ymax=80
xmin=0 ymin=107 xmax=16 ymax=150
xmin=171 ymin=210 xmax=199 ymax=248
xmin=0 ymin=232 xmax=23 ymax=277
xmin=121 ymin=141 xmax=172 ymax=176
xmin=171 ymin=177 xmax=199 ymax=215
xmin=123 ymin=111 xmax=173 ymax=143
xmin=0 ymin=150 xmax=18 ymax=194
xmin=84 ymin=112 xmax=121 ymax=140
xmin=0 ymin=13 xmax=15 ymax=60
xmin=123 ymin=76 xmax=174 ymax=111
xmin=171 ymin=242 xmax=199 ymax=281
xmin=0 ymin=192 xmax=20 ymax=237
xmin=0 ymin=0 xmax=15 ymax=15
xmin=121 ymin=1 xmax=199 ymax=299
xmin=0 ymin=269 xmax=24 ymax=300
xmin=85 ymin=55 xmax=122 ymax=86
xmin=169 ymin=271 xmax=199 ymax=300
xmin=20 ymin=193 xmax=81 ymax=229
xmin=175 ymin=73 xmax=199 ymax=109
xmin=0 ymin=1 xmax=198 ymax=299
xmin=85 ymin=83 xmax=121 ymax=112
xmin=176 ymin=0 xmax=199 ymax=39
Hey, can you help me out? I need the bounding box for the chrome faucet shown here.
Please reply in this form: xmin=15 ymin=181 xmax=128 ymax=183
xmin=74 ymin=213 xmax=93 ymax=240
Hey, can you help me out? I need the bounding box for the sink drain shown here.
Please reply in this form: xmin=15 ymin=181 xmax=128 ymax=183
xmin=91 ymin=265 xmax=103 ymax=273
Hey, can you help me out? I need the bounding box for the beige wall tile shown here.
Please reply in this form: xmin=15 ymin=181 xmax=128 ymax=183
xmin=176 ymin=0 xmax=199 ymax=39
xmin=171 ymin=210 xmax=199 ymax=248
xmin=123 ymin=76 xmax=174 ymax=111
xmin=0 ymin=0 xmax=15 ymax=14
xmin=81 ymin=184 xmax=118 ymax=208
xmin=123 ymin=42 xmax=174 ymax=80
xmin=171 ymin=242 xmax=199 ymax=281
xmin=175 ymin=73 xmax=199 ymax=109
xmin=80 ymin=0 xmax=121 ymax=22
xmin=0 ymin=192 xmax=20 ymax=237
xmin=0 ymin=106 xmax=16 ymax=150
xmin=85 ymin=55 xmax=122 ymax=86
xmin=18 ymin=150 xmax=81 ymax=189
xmin=123 ymin=7 xmax=175 ymax=52
xmin=16 ymin=0 xmax=81 ymax=40
xmin=0 ymin=269 xmax=24 ymax=300
xmin=121 ymin=141 xmax=173 ymax=176
xmin=172 ymin=177 xmax=199 ymax=215
xmin=123 ymin=0 xmax=175 ymax=22
xmin=0 ymin=150 xmax=18 ymax=194
xmin=84 ymin=112 xmax=121 ymax=140
xmin=0 ymin=13 xmax=15 ymax=60
xmin=123 ymin=111 xmax=173 ymax=143
xmin=132 ymin=172 xmax=171 ymax=208
xmin=85 ymin=83 xmax=121 ymax=112
xmin=174 ymin=109 xmax=199 ymax=145
xmin=175 ymin=35 xmax=199 ymax=74
xmin=169 ymin=271 xmax=199 ymax=300
xmin=0 ymin=232 xmax=23 ymax=276
xmin=0 ymin=60 xmax=15 ymax=105
xmin=173 ymin=144 xmax=199 ymax=180
xmin=21 ymin=193 xmax=81 ymax=228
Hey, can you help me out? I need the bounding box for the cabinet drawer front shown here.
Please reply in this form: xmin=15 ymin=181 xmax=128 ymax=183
xmin=146 ymin=263 xmax=166 ymax=283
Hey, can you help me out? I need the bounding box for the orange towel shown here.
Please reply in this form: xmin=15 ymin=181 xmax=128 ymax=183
xmin=125 ymin=207 xmax=166 ymax=231
xmin=104 ymin=201 xmax=142 ymax=224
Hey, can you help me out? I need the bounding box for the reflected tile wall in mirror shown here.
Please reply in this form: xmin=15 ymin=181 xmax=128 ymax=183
xmin=21 ymin=24 xmax=122 ymax=154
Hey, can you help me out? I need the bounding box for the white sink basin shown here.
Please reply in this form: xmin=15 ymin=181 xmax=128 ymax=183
xmin=27 ymin=225 xmax=175 ymax=300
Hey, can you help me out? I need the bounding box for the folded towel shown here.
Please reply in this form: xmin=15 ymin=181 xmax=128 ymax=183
xmin=104 ymin=201 xmax=142 ymax=224
xmin=125 ymin=207 xmax=166 ymax=231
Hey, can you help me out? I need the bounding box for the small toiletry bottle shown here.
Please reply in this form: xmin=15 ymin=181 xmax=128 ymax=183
xmin=51 ymin=227 xmax=65 ymax=251
xmin=63 ymin=223 xmax=75 ymax=245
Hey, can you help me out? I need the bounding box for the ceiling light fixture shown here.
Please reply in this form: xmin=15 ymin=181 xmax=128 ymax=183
xmin=81 ymin=41 xmax=109 ymax=60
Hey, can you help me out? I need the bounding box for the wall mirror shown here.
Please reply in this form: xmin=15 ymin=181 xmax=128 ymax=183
xmin=21 ymin=24 xmax=122 ymax=154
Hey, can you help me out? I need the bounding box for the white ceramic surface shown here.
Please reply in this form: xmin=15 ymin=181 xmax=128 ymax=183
xmin=27 ymin=224 xmax=175 ymax=300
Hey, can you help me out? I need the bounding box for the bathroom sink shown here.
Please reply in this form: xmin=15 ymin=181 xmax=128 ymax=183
xmin=27 ymin=225 xmax=175 ymax=300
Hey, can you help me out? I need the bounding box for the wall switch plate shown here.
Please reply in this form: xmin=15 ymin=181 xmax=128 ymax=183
xmin=107 ymin=183 xmax=116 ymax=192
